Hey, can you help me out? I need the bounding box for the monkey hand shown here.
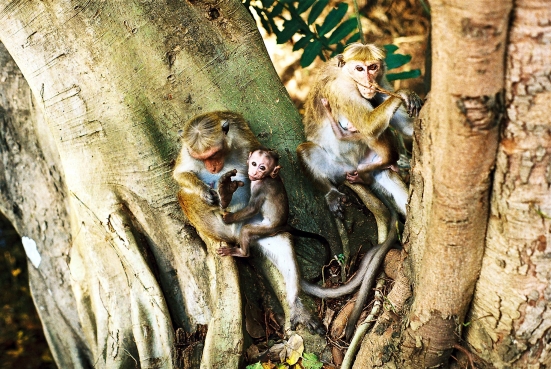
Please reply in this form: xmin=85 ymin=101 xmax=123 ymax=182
xmin=201 ymin=187 xmax=220 ymax=207
xmin=222 ymin=212 xmax=236 ymax=224
xmin=325 ymin=188 xmax=347 ymax=219
xmin=218 ymin=169 xmax=244 ymax=209
xmin=396 ymin=89 xmax=424 ymax=118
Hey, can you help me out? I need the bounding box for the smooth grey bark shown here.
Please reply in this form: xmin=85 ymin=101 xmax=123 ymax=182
xmin=0 ymin=1 xmax=337 ymax=368
xmin=0 ymin=41 xmax=92 ymax=368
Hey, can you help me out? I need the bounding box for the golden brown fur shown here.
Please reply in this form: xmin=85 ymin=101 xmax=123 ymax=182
xmin=173 ymin=112 xmax=325 ymax=335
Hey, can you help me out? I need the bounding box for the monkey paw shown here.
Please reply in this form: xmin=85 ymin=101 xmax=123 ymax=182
xmin=397 ymin=89 xmax=424 ymax=118
xmin=202 ymin=188 xmax=220 ymax=206
xmin=346 ymin=171 xmax=373 ymax=185
xmin=216 ymin=246 xmax=233 ymax=256
xmin=290 ymin=300 xmax=326 ymax=336
xmin=325 ymin=189 xmax=347 ymax=219
xmin=222 ymin=212 xmax=235 ymax=224
xmin=218 ymin=169 xmax=244 ymax=208
xmin=216 ymin=246 xmax=248 ymax=257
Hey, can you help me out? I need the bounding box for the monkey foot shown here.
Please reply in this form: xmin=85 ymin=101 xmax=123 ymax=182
xmin=290 ymin=302 xmax=326 ymax=336
xmin=325 ymin=189 xmax=347 ymax=219
xmin=346 ymin=171 xmax=373 ymax=185
xmin=216 ymin=246 xmax=248 ymax=257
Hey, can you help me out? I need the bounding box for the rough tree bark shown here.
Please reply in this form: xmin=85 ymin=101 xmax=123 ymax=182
xmin=0 ymin=42 xmax=89 ymax=368
xmin=353 ymin=0 xmax=513 ymax=367
xmin=0 ymin=1 xmax=336 ymax=368
xmin=465 ymin=1 xmax=551 ymax=367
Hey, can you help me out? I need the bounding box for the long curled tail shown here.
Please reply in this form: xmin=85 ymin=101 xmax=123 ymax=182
xmin=300 ymin=211 xmax=398 ymax=301
xmin=344 ymin=210 xmax=398 ymax=339
xmin=288 ymin=226 xmax=334 ymax=262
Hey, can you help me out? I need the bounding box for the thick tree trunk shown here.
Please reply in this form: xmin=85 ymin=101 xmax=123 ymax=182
xmin=353 ymin=1 xmax=511 ymax=367
xmin=0 ymin=1 xmax=335 ymax=368
xmin=0 ymin=42 xmax=91 ymax=368
xmin=401 ymin=1 xmax=510 ymax=366
xmin=465 ymin=1 xmax=551 ymax=367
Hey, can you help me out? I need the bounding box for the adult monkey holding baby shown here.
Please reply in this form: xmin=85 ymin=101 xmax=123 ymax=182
xmin=173 ymin=111 xmax=325 ymax=335
xmin=297 ymin=42 xmax=423 ymax=219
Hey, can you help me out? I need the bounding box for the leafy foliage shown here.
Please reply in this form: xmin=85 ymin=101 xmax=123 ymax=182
xmin=244 ymin=0 xmax=421 ymax=80
xmin=245 ymin=0 xmax=358 ymax=67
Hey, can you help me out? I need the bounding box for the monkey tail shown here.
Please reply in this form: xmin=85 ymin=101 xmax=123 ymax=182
xmin=344 ymin=210 xmax=398 ymax=340
xmin=287 ymin=226 xmax=332 ymax=259
xmin=300 ymin=211 xmax=398 ymax=300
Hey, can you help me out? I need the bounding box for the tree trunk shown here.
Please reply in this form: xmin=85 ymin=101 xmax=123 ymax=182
xmin=0 ymin=1 xmax=335 ymax=368
xmin=465 ymin=1 xmax=551 ymax=367
xmin=353 ymin=0 xmax=512 ymax=367
xmin=402 ymin=1 xmax=510 ymax=366
xmin=0 ymin=41 xmax=90 ymax=368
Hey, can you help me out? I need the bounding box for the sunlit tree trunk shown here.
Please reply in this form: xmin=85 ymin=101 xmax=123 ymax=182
xmin=0 ymin=1 xmax=334 ymax=368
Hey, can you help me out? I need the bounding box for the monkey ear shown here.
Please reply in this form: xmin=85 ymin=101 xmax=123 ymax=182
xmin=221 ymin=119 xmax=230 ymax=135
xmin=337 ymin=54 xmax=345 ymax=68
xmin=248 ymin=151 xmax=253 ymax=159
xmin=270 ymin=165 xmax=281 ymax=178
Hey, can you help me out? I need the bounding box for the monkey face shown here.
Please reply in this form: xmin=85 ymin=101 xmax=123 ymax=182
xmin=248 ymin=151 xmax=280 ymax=181
xmin=189 ymin=144 xmax=228 ymax=174
xmin=344 ymin=61 xmax=381 ymax=99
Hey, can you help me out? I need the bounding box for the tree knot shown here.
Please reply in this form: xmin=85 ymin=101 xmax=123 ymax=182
xmin=455 ymin=91 xmax=504 ymax=131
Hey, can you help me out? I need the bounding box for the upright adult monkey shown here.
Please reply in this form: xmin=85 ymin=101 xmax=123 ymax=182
xmin=173 ymin=111 xmax=325 ymax=335
xmin=297 ymin=43 xmax=423 ymax=218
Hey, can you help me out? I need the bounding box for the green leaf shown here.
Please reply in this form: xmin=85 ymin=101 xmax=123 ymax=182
xmin=387 ymin=69 xmax=421 ymax=82
xmin=302 ymin=352 xmax=323 ymax=369
xmin=385 ymin=53 xmax=412 ymax=70
xmin=300 ymin=39 xmax=323 ymax=67
xmin=293 ymin=34 xmax=313 ymax=51
xmin=347 ymin=32 xmax=361 ymax=43
xmin=383 ymin=44 xmax=399 ymax=54
xmin=328 ymin=17 xmax=357 ymax=44
xmin=246 ymin=363 xmax=263 ymax=369
xmin=307 ymin=0 xmax=329 ymax=25
xmin=260 ymin=0 xmax=274 ymax=7
xmin=277 ymin=19 xmax=301 ymax=44
xmin=267 ymin=16 xmax=279 ymax=37
xmin=318 ymin=2 xmax=348 ymax=37
xmin=297 ymin=0 xmax=316 ymax=13
xmin=319 ymin=35 xmax=329 ymax=47
xmin=257 ymin=11 xmax=272 ymax=34
xmin=271 ymin=2 xmax=284 ymax=17
xmin=331 ymin=42 xmax=345 ymax=56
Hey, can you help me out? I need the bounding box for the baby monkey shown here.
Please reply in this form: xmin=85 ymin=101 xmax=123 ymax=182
xmin=218 ymin=149 xmax=329 ymax=258
xmin=217 ymin=149 xmax=287 ymax=257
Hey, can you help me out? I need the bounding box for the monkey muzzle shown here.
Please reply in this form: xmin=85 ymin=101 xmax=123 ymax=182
xmin=357 ymin=84 xmax=377 ymax=100
xmin=204 ymin=158 xmax=224 ymax=174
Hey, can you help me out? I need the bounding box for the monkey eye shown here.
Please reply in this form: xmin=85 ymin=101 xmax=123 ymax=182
xmin=259 ymin=165 xmax=266 ymax=171
xmin=355 ymin=65 xmax=364 ymax=72
xmin=251 ymin=162 xmax=257 ymax=167
xmin=367 ymin=64 xmax=378 ymax=71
